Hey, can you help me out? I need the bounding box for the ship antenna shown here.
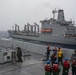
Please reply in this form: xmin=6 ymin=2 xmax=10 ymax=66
xmin=52 ymin=9 xmax=57 ymax=19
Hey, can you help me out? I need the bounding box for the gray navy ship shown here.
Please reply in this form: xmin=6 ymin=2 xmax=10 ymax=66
xmin=8 ymin=9 xmax=76 ymax=46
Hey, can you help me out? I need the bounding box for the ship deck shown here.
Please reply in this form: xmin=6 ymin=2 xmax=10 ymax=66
xmin=0 ymin=52 xmax=72 ymax=75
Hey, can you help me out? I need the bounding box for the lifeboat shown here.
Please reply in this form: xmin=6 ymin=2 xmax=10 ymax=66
xmin=41 ymin=29 xmax=46 ymax=32
xmin=41 ymin=28 xmax=52 ymax=33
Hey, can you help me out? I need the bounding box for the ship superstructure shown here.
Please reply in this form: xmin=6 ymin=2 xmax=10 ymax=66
xmin=8 ymin=9 xmax=76 ymax=45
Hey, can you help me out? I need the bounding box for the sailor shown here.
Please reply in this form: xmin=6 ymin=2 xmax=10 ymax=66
xmin=52 ymin=60 xmax=61 ymax=75
xmin=51 ymin=52 xmax=57 ymax=65
xmin=46 ymin=45 xmax=51 ymax=60
xmin=71 ymin=59 xmax=76 ymax=75
xmin=44 ymin=60 xmax=52 ymax=75
xmin=53 ymin=46 xmax=57 ymax=54
xmin=58 ymin=46 xmax=61 ymax=52
xmin=62 ymin=57 xmax=70 ymax=75
xmin=58 ymin=49 xmax=63 ymax=65
xmin=70 ymin=50 xmax=76 ymax=61
xmin=17 ymin=47 xmax=23 ymax=62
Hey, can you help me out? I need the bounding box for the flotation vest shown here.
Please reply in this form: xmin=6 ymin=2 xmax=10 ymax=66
xmin=53 ymin=47 xmax=57 ymax=53
xmin=63 ymin=61 xmax=70 ymax=69
xmin=72 ymin=61 xmax=76 ymax=67
xmin=52 ymin=54 xmax=56 ymax=59
xmin=73 ymin=62 xmax=76 ymax=65
xmin=52 ymin=64 xmax=58 ymax=72
xmin=58 ymin=51 xmax=63 ymax=57
xmin=45 ymin=64 xmax=51 ymax=72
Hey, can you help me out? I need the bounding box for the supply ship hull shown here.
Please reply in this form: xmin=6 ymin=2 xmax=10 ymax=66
xmin=8 ymin=31 xmax=76 ymax=45
xmin=8 ymin=9 xmax=76 ymax=46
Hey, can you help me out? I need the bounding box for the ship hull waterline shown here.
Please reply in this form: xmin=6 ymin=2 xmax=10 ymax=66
xmin=9 ymin=33 xmax=76 ymax=49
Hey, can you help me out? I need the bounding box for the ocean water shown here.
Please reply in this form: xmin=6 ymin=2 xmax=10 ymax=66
xmin=0 ymin=31 xmax=9 ymax=38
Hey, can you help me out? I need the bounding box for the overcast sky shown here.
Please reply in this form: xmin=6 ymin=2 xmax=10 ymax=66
xmin=0 ymin=0 xmax=76 ymax=31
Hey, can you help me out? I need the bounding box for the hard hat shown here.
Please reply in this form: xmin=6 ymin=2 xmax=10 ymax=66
xmin=64 ymin=57 xmax=68 ymax=61
xmin=55 ymin=60 xmax=58 ymax=64
xmin=47 ymin=60 xmax=51 ymax=64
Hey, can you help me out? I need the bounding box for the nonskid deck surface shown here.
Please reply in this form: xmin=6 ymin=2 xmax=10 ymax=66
xmin=0 ymin=53 xmax=44 ymax=75
xmin=0 ymin=53 xmax=72 ymax=75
